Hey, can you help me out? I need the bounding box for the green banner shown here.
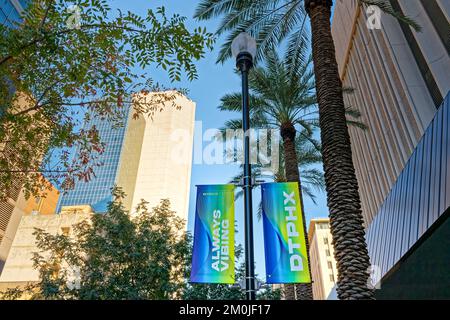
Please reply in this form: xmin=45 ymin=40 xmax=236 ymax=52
xmin=261 ymin=182 xmax=311 ymax=283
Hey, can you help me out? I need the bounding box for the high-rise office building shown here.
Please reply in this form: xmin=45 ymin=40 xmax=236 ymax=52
xmin=308 ymin=218 xmax=338 ymax=300
xmin=331 ymin=0 xmax=450 ymax=298
xmin=56 ymin=92 xmax=196 ymax=222
xmin=55 ymin=107 xmax=133 ymax=213
xmin=126 ymin=93 xmax=195 ymax=221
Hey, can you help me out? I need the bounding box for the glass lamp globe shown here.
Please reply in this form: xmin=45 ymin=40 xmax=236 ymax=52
xmin=231 ymin=32 xmax=257 ymax=59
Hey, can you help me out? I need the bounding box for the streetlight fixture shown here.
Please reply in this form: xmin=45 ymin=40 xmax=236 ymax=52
xmin=231 ymin=32 xmax=257 ymax=301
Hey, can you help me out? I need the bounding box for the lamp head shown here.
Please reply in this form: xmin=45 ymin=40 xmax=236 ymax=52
xmin=231 ymin=32 xmax=257 ymax=59
xmin=232 ymin=32 xmax=256 ymax=71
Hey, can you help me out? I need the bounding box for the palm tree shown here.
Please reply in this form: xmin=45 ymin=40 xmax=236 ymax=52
xmin=303 ymin=0 xmax=373 ymax=301
xmin=195 ymin=0 xmax=419 ymax=300
xmin=218 ymin=49 xmax=363 ymax=299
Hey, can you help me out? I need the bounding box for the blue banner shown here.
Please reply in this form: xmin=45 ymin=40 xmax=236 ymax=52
xmin=190 ymin=185 xmax=235 ymax=284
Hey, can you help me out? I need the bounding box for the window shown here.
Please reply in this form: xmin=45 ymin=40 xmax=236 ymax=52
xmin=317 ymin=223 xmax=330 ymax=230
xmin=61 ymin=227 xmax=70 ymax=236
xmin=327 ymin=261 xmax=333 ymax=269
xmin=52 ymin=262 xmax=61 ymax=279
xmin=325 ymin=249 xmax=330 ymax=257
xmin=323 ymin=237 xmax=328 ymax=245
xmin=329 ymin=274 xmax=334 ymax=282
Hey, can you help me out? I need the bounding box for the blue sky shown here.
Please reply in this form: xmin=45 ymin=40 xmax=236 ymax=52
xmin=109 ymin=0 xmax=330 ymax=279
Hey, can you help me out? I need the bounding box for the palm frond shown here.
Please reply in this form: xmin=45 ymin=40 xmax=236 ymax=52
xmin=301 ymin=185 xmax=317 ymax=205
xmin=194 ymin=0 xmax=251 ymax=21
xmin=284 ymin=15 xmax=309 ymax=79
xmin=256 ymin=201 xmax=263 ymax=220
xmin=342 ymin=86 xmax=355 ymax=95
xmin=196 ymin=0 xmax=421 ymax=65
xmin=344 ymin=107 xmax=367 ymax=130
xmin=345 ymin=119 xmax=368 ymax=130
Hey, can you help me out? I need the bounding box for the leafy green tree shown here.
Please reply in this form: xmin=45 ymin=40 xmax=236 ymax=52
xmin=183 ymin=245 xmax=281 ymax=300
xmin=0 ymin=188 xmax=190 ymax=300
xmin=0 ymin=0 xmax=214 ymax=200
xmin=195 ymin=0 xmax=419 ymax=300
xmin=0 ymin=188 xmax=280 ymax=301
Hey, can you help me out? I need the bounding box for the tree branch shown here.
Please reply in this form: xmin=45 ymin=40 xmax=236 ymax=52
xmin=39 ymin=1 xmax=54 ymax=30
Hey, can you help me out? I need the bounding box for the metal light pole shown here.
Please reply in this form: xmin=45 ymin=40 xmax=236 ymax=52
xmin=231 ymin=33 xmax=257 ymax=300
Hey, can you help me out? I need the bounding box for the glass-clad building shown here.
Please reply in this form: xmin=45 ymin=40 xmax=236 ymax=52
xmin=0 ymin=0 xmax=28 ymax=28
xmin=56 ymin=110 xmax=130 ymax=213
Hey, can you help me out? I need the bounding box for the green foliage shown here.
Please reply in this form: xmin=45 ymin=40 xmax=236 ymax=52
xmin=218 ymin=48 xmax=317 ymax=130
xmin=1 ymin=187 xmax=190 ymax=300
xmin=0 ymin=0 xmax=215 ymax=200
xmin=195 ymin=0 xmax=308 ymax=64
xmin=229 ymin=128 xmax=324 ymax=209
xmin=194 ymin=0 xmax=420 ymax=63
xmin=0 ymin=187 xmax=280 ymax=300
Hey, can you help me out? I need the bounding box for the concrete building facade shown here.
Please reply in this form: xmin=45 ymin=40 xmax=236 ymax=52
xmin=332 ymin=0 xmax=450 ymax=227
xmin=128 ymin=93 xmax=196 ymax=221
xmin=308 ymin=218 xmax=338 ymax=300
xmin=0 ymin=0 xmax=34 ymax=276
xmin=331 ymin=0 xmax=450 ymax=298
xmin=0 ymin=205 xmax=93 ymax=286
xmin=0 ymin=179 xmax=59 ymax=274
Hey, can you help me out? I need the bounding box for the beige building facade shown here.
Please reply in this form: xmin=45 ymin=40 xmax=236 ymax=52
xmin=330 ymin=1 xmax=450 ymax=298
xmin=331 ymin=0 xmax=450 ymax=227
xmin=128 ymin=92 xmax=196 ymax=222
xmin=308 ymin=218 xmax=338 ymax=300
xmin=1 ymin=89 xmax=60 ymax=275
xmin=0 ymin=179 xmax=59 ymax=274
xmin=0 ymin=205 xmax=93 ymax=286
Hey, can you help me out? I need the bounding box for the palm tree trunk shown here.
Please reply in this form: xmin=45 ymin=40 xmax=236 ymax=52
xmin=280 ymin=122 xmax=313 ymax=300
xmin=305 ymin=0 xmax=374 ymax=299
xmin=282 ymin=283 xmax=296 ymax=300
